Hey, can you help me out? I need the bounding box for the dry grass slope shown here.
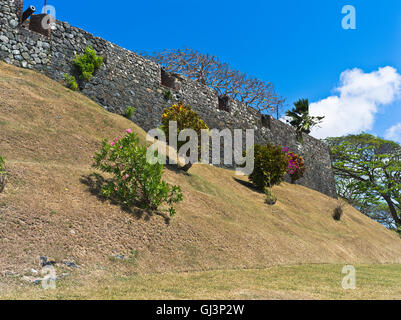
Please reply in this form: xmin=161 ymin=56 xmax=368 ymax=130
xmin=0 ymin=62 xmax=401 ymax=279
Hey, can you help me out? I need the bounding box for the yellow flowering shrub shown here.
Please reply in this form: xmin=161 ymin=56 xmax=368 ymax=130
xmin=161 ymin=102 xmax=209 ymax=171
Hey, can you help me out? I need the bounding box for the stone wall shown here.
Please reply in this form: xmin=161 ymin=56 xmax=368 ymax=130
xmin=0 ymin=0 xmax=337 ymax=198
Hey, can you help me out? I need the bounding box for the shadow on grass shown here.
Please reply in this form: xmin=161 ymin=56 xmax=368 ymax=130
xmin=165 ymin=162 xmax=192 ymax=176
xmin=233 ymin=177 xmax=264 ymax=194
xmin=80 ymin=173 xmax=171 ymax=225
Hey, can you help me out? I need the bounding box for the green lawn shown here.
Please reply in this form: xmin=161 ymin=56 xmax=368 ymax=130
xmin=1 ymin=264 xmax=401 ymax=300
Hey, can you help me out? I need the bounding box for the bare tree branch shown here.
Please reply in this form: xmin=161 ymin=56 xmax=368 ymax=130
xmin=147 ymin=48 xmax=285 ymax=117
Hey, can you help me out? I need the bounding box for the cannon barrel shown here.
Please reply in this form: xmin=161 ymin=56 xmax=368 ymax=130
xmin=21 ymin=5 xmax=36 ymax=23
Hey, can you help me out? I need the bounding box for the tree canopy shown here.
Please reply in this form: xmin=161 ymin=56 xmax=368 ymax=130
xmin=326 ymin=133 xmax=401 ymax=233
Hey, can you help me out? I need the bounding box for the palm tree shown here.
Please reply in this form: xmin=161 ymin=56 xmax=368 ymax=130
xmin=286 ymin=99 xmax=324 ymax=142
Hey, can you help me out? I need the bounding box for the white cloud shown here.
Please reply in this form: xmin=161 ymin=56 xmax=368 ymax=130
xmin=309 ymin=67 xmax=401 ymax=139
xmin=385 ymin=123 xmax=401 ymax=143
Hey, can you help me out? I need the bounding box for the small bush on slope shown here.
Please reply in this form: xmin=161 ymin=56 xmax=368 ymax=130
xmin=92 ymin=129 xmax=183 ymax=217
xmin=125 ymin=106 xmax=135 ymax=119
xmin=333 ymin=201 xmax=345 ymax=221
xmin=0 ymin=156 xmax=6 ymax=193
xmin=73 ymin=45 xmax=103 ymax=82
xmin=247 ymin=144 xmax=288 ymax=190
xmin=161 ymin=102 xmax=209 ymax=172
xmin=63 ymin=73 xmax=78 ymax=91
xmin=282 ymin=147 xmax=306 ymax=184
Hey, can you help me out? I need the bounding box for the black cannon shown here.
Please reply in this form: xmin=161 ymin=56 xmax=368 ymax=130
xmin=21 ymin=5 xmax=36 ymax=23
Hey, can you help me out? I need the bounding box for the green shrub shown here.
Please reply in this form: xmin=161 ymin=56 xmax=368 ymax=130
xmin=125 ymin=106 xmax=135 ymax=119
xmin=164 ymin=90 xmax=173 ymax=101
xmin=0 ymin=156 xmax=5 ymax=174
xmin=0 ymin=156 xmax=6 ymax=193
xmin=248 ymin=144 xmax=288 ymax=190
xmin=161 ymin=102 xmax=209 ymax=172
xmin=73 ymin=45 xmax=104 ymax=82
xmin=63 ymin=73 xmax=78 ymax=91
xmin=92 ymin=129 xmax=183 ymax=217
xmin=287 ymin=151 xmax=305 ymax=183
xmin=282 ymin=148 xmax=306 ymax=183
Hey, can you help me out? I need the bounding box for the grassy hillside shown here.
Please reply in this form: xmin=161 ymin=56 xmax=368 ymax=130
xmin=0 ymin=62 xmax=401 ymax=297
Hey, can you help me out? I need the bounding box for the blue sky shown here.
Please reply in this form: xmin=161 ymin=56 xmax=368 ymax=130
xmin=26 ymin=0 xmax=401 ymax=141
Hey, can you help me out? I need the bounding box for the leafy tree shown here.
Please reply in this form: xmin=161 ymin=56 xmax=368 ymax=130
xmin=326 ymin=133 xmax=401 ymax=233
xmin=286 ymin=99 xmax=324 ymax=142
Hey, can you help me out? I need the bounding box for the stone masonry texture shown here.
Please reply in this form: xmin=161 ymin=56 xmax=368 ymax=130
xmin=0 ymin=0 xmax=337 ymax=198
